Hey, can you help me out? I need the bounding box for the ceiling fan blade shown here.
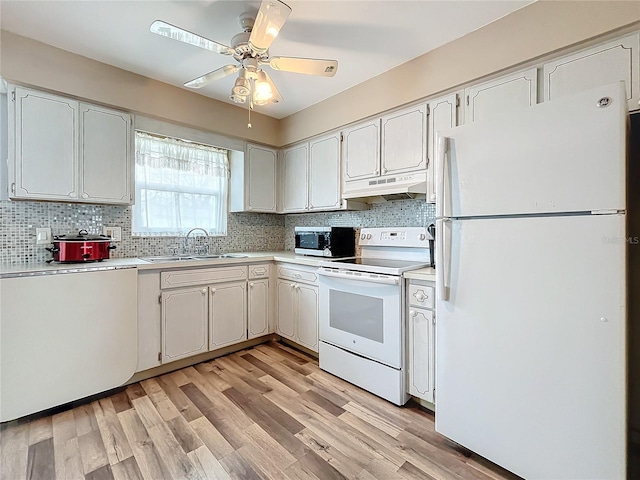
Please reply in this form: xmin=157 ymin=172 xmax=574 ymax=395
xmin=184 ymin=65 xmax=239 ymax=89
xmin=267 ymin=56 xmax=338 ymax=77
xmin=262 ymin=71 xmax=283 ymax=104
xmin=248 ymin=0 xmax=292 ymax=55
xmin=150 ymin=20 xmax=234 ymax=55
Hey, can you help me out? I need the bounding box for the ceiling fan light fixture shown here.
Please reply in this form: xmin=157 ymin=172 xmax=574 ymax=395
xmin=253 ymin=70 xmax=274 ymax=103
xmin=230 ymin=92 xmax=247 ymax=104
xmin=232 ymin=69 xmax=251 ymax=96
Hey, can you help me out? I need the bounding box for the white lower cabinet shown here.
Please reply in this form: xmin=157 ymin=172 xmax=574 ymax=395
xmin=162 ymin=286 xmax=208 ymax=362
xmin=407 ymin=280 xmax=436 ymax=405
xmin=209 ymin=281 xmax=247 ymax=349
xmin=276 ymin=263 xmax=319 ymax=353
xmin=248 ymin=279 xmax=270 ymax=339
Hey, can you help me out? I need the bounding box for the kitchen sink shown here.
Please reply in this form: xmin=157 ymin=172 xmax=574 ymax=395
xmin=141 ymin=254 xmax=249 ymax=262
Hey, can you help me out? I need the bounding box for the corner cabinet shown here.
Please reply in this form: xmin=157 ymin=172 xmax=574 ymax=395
xmin=542 ymin=33 xmax=640 ymax=112
xmin=279 ymin=133 xmax=367 ymax=214
xmin=7 ymin=85 xmax=133 ymax=204
xmin=464 ymin=68 xmax=537 ymax=124
xmin=229 ymin=144 xmax=277 ymax=213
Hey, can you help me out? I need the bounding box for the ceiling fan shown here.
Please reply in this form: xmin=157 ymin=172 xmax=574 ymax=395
xmin=150 ymin=0 xmax=338 ymax=108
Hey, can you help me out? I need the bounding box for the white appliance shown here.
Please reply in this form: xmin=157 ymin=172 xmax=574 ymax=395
xmin=318 ymin=227 xmax=431 ymax=405
xmin=435 ymin=82 xmax=627 ymax=479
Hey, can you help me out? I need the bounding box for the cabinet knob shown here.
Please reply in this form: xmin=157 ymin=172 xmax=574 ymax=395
xmin=410 ymin=310 xmax=417 ymax=317
xmin=81 ymin=193 xmax=89 ymax=199
xmin=415 ymin=292 xmax=426 ymax=302
xmin=290 ymin=283 xmax=296 ymax=289
xmin=249 ymin=282 xmax=254 ymax=287
xmin=201 ymin=288 xmax=207 ymax=295
xmin=210 ymin=288 xmax=216 ymax=295
xmin=375 ymin=170 xmax=379 ymax=175
xmin=383 ymin=168 xmax=388 ymax=174
xmin=295 ymin=285 xmax=300 ymax=291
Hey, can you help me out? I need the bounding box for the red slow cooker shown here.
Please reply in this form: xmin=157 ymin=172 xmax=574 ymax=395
xmin=46 ymin=229 xmax=116 ymax=263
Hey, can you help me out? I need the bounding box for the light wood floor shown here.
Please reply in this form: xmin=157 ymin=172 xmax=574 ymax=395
xmin=0 ymin=341 xmax=519 ymax=480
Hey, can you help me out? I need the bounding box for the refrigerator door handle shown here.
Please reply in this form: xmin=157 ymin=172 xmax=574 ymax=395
xmin=436 ymin=218 xmax=450 ymax=301
xmin=436 ymin=135 xmax=449 ymax=219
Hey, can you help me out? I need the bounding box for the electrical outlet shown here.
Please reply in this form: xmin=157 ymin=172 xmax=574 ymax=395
xmin=103 ymin=226 xmax=122 ymax=241
xmin=35 ymin=227 xmax=51 ymax=245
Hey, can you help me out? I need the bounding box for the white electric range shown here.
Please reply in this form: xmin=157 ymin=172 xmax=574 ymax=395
xmin=317 ymin=226 xmax=432 ymax=405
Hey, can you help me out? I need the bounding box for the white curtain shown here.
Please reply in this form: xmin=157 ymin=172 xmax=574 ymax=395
xmin=132 ymin=131 xmax=229 ymax=236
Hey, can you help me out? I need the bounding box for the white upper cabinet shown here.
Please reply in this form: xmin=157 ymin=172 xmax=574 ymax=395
xmin=230 ymin=144 xmax=277 ymax=213
xmin=543 ymin=33 xmax=640 ymax=112
xmin=79 ymin=103 xmax=131 ymax=204
xmin=342 ymin=120 xmax=380 ymax=181
xmin=427 ymin=94 xmax=458 ymax=203
xmin=465 ymin=68 xmax=538 ymax=124
xmin=308 ymin=132 xmax=341 ymax=211
xmin=381 ymin=104 xmax=427 ymax=176
xmin=280 ymin=143 xmax=309 ymax=213
xmin=7 ymin=85 xmax=133 ymax=204
xmin=9 ymin=86 xmax=78 ymax=200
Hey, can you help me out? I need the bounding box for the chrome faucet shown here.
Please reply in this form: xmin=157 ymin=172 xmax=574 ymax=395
xmin=184 ymin=228 xmax=209 ymax=254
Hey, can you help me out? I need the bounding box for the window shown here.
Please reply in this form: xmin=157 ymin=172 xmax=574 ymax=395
xmin=132 ymin=131 xmax=229 ymax=236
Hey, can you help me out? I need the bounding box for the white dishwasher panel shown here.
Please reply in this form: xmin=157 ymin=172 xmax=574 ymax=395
xmin=0 ymin=268 xmax=138 ymax=421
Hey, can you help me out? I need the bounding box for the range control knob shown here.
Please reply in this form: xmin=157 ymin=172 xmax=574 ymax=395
xmin=360 ymin=233 xmax=366 ymax=240
xmin=419 ymin=233 xmax=426 ymax=241
xmin=366 ymin=234 xmax=372 ymax=240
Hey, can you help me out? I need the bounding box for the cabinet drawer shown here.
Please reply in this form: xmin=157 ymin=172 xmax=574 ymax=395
xmin=277 ymin=264 xmax=318 ymax=285
xmin=161 ymin=266 xmax=248 ymax=289
xmin=408 ymin=284 xmax=434 ymax=309
xmin=249 ymin=263 xmax=271 ymax=279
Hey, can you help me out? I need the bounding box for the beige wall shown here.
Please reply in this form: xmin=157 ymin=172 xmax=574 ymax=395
xmin=280 ymin=0 xmax=640 ymax=145
xmin=0 ymin=31 xmax=280 ymax=146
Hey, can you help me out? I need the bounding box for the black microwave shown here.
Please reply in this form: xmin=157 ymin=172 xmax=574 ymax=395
xmin=294 ymin=227 xmax=356 ymax=257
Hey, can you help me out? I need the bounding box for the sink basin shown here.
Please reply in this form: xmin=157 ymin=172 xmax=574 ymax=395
xmin=140 ymin=254 xmax=249 ymax=262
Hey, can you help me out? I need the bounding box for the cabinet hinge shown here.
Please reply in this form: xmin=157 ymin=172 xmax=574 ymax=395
xmin=158 ymin=352 xmax=162 ymax=362
xmin=466 ymin=95 xmax=469 ymax=106
xmin=158 ymin=294 xmax=162 ymax=304
xmin=426 ymin=105 xmax=430 ymax=115
xmin=455 ymin=95 xmax=460 ymax=107
xmin=433 ymin=388 xmax=436 ymax=402
xmin=11 ymin=91 xmax=15 ymax=102
xmin=10 ymin=183 xmax=16 ymax=193
xmin=433 ymin=313 xmax=436 ymax=325
xmin=340 ymin=133 xmax=344 ymax=142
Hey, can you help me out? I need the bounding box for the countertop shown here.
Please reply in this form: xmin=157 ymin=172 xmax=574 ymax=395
xmin=403 ymin=267 xmax=436 ymax=282
xmin=0 ymin=251 xmax=330 ymax=278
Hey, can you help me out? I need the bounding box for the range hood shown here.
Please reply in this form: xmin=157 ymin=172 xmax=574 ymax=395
xmin=342 ymin=170 xmax=427 ymax=202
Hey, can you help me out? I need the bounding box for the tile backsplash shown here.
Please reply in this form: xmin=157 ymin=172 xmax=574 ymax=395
xmin=0 ymin=200 xmax=285 ymax=265
xmin=1 ymin=198 xmax=435 ymax=265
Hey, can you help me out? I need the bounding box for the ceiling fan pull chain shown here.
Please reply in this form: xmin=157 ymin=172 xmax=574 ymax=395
xmin=248 ymin=100 xmax=253 ymax=129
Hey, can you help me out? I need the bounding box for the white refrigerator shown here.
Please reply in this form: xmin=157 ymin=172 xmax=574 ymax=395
xmin=435 ymin=82 xmax=627 ymax=479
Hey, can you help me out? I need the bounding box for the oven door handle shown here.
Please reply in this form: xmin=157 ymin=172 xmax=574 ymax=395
xmin=318 ymin=268 xmax=399 ymax=286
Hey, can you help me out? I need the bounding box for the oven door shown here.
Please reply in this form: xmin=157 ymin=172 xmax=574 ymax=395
xmin=318 ymin=268 xmax=403 ymax=369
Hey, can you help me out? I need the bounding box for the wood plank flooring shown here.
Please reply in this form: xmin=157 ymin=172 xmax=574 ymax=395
xmin=0 ymin=342 xmax=520 ymax=480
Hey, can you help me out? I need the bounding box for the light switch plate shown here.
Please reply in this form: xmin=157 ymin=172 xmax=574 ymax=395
xmin=36 ymin=227 xmax=51 ymax=245
xmin=103 ymin=226 xmax=122 ymax=241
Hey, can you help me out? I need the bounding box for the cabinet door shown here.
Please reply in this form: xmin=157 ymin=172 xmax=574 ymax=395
xmin=209 ymin=281 xmax=247 ymax=350
xmin=309 ymin=132 xmax=341 ymax=211
xmin=246 ymin=144 xmax=277 ymax=212
xmin=248 ymin=279 xmax=269 ymax=339
xmin=296 ymin=284 xmax=319 ymax=353
xmin=543 ymin=34 xmax=640 ymax=112
xmin=465 ymin=68 xmax=537 ymax=124
xmin=276 ymin=279 xmax=296 ymax=341
xmin=281 ymin=144 xmax=309 ymax=212
xmin=427 ymin=94 xmax=458 ymax=203
xmin=408 ymin=308 xmax=435 ymax=403
xmin=162 ymin=287 xmax=208 ymax=362
xmin=381 ymin=104 xmax=427 ymax=176
xmin=343 ymin=120 xmax=380 ymax=182
xmin=10 ymin=87 xmax=78 ymax=200
xmin=79 ymin=103 xmax=132 ymax=204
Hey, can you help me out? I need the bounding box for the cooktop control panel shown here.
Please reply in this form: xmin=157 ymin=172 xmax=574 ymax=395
xmin=359 ymin=227 xmax=432 ymax=248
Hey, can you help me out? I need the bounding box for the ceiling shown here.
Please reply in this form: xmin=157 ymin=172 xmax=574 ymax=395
xmin=0 ymin=1 xmax=532 ymax=119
